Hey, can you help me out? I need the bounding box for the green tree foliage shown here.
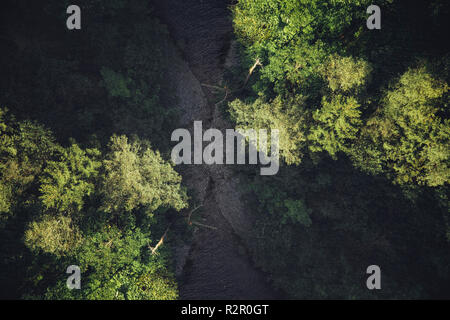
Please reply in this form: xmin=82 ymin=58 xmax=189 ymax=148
xmin=352 ymin=67 xmax=449 ymax=186
xmin=102 ymin=135 xmax=188 ymax=213
xmin=229 ymin=54 xmax=371 ymax=163
xmin=39 ymin=143 xmax=101 ymax=213
xmin=319 ymin=54 xmax=372 ymax=94
xmin=41 ymin=217 xmax=179 ymax=300
xmin=229 ymin=95 xmax=308 ymax=164
xmin=231 ymin=0 xmax=448 ymax=185
xmin=232 ymin=0 xmax=377 ymax=96
xmin=250 ymin=182 xmax=312 ymax=227
xmin=24 ymin=214 xmax=82 ymax=256
xmin=101 ymin=67 xmax=132 ymax=98
xmin=0 ymin=110 xmax=185 ymax=299
xmin=307 ymin=54 xmax=370 ymax=157
xmin=0 ymin=1 xmax=188 ymax=300
xmin=231 ymin=0 xmax=450 ymax=300
xmin=308 ymin=95 xmax=362 ymax=157
xmin=245 ymin=161 xmax=449 ymax=299
xmin=17 ymin=131 xmax=186 ymax=299
xmin=68 ymin=223 xmax=168 ymax=299
xmin=0 ymin=109 xmax=13 ymax=214
xmin=1 ymin=0 xmax=449 ymax=301
xmin=1 ymin=0 xmax=176 ymax=150
xmin=0 ymin=108 xmax=59 ymax=223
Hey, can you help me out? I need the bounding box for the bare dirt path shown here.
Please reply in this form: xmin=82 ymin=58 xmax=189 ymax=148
xmin=152 ymin=0 xmax=278 ymax=299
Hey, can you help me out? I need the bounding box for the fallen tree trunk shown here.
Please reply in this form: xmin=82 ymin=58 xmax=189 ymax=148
xmin=242 ymin=58 xmax=262 ymax=89
xmin=149 ymin=224 xmax=172 ymax=255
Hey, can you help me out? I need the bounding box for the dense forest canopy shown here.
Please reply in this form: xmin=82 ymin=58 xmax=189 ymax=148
xmin=0 ymin=0 xmax=186 ymax=299
xmin=0 ymin=0 xmax=449 ymax=300
xmin=229 ymin=0 xmax=449 ymax=298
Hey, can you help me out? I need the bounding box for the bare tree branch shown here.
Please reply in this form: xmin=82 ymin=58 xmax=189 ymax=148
xmin=148 ymin=224 xmax=172 ymax=255
xmin=187 ymin=204 xmax=204 ymax=225
xmin=191 ymin=221 xmax=218 ymax=230
xmin=242 ymin=58 xmax=262 ymax=89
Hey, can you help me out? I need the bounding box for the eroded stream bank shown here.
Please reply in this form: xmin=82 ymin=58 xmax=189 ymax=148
xmin=152 ymin=0 xmax=278 ymax=299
